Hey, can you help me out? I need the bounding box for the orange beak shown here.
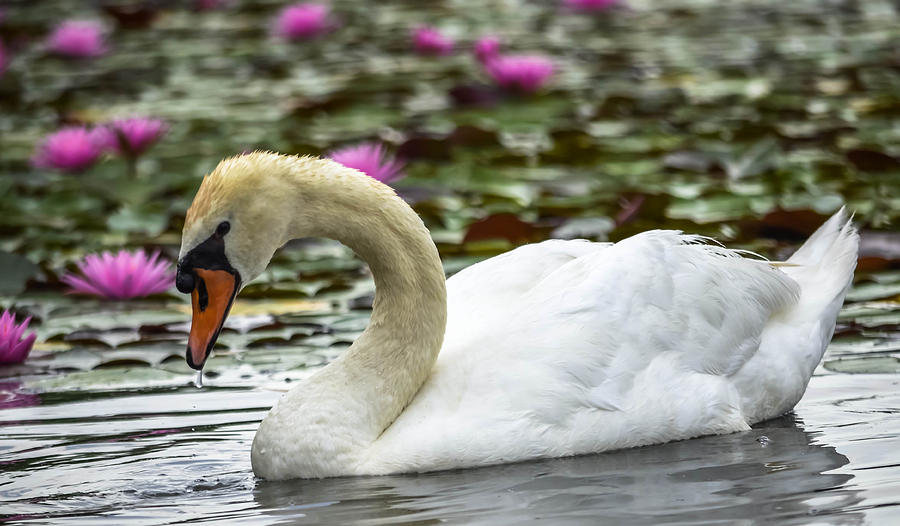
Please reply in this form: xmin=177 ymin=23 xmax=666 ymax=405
xmin=186 ymin=268 xmax=238 ymax=370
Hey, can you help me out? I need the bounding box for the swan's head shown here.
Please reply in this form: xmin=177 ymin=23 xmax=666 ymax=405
xmin=177 ymin=151 xmax=402 ymax=369
xmin=176 ymin=152 xmax=311 ymax=370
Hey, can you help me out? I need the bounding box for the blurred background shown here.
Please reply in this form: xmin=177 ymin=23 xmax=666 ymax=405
xmin=1 ymin=1 xmax=900 ymax=522
xmin=2 ymin=0 xmax=897 ymax=271
xmin=2 ymin=0 xmax=900 ymax=412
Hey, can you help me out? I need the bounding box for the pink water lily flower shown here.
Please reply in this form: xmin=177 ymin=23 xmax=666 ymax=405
xmin=106 ymin=117 xmax=168 ymax=158
xmin=563 ymin=0 xmax=620 ymax=11
xmin=0 ymin=310 xmax=36 ymax=365
xmin=485 ymin=55 xmax=555 ymax=93
xmin=474 ymin=35 xmax=501 ymax=64
xmin=32 ymin=126 xmax=111 ymax=173
xmin=412 ymin=26 xmax=453 ymax=56
xmin=62 ymin=249 xmax=175 ymax=300
xmin=274 ymin=3 xmax=331 ymax=41
xmin=330 ymin=143 xmax=405 ymax=184
xmin=47 ymin=20 xmax=107 ymax=58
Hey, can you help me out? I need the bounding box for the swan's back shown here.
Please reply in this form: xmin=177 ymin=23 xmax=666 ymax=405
xmin=359 ymin=210 xmax=857 ymax=475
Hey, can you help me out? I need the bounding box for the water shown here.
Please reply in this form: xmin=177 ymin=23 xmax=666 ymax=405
xmin=2 ymin=369 xmax=899 ymax=524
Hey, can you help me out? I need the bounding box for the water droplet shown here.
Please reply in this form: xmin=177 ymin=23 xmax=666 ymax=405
xmin=194 ymin=370 xmax=203 ymax=389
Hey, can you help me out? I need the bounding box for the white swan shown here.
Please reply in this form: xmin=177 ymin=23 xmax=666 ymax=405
xmin=176 ymin=152 xmax=858 ymax=480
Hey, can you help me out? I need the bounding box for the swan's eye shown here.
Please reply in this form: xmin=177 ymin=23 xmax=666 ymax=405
xmin=216 ymin=221 xmax=231 ymax=237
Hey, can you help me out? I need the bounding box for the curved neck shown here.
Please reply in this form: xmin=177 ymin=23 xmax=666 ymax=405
xmin=252 ymin=156 xmax=447 ymax=476
xmin=307 ymin=178 xmax=449 ymax=435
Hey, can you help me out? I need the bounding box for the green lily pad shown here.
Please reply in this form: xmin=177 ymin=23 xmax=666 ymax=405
xmin=107 ymin=206 xmax=171 ymax=237
xmin=26 ymin=367 xmax=191 ymax=392
xmin=38 ymin=309 xmax=186 ymax=340
xmin=824 ymin=357 xmax=900 ymax=375
xmin=845 ymin=282 xmax=900 ymax=303
xmin=667 ymin=195 xmax=776 ymax=223
xmin=551 ymin=217 xmax=615 ymax=241
xmin=0 ymin=251 xmax=39 ymax=295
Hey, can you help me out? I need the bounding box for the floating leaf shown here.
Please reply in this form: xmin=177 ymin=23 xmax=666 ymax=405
xmin=724 ymin=137 xmax=780 ymax=180
xmin=107 ymin=206 xmax=170 ymax=237
xmin=824 ymin=357 xmax=900 ymax=375
xmin=26 ymin=367 xmax=190 ymax=392
xmin=463 ymin=213 xmax=537 ymax=245
xmin=170 ymin=299 xmax=332 ymax=317
xmin=38 ymin=309 xmax=185 ymax=341
xmin=551 ymin=217 xmax=615 ymax=241
xmin=846 ymin=149 xmax=900 ymax=172
xmin=845 ymin=283 xmax=900 ymax=303
xmin=0 ymin=251 xmax=39 ymax=295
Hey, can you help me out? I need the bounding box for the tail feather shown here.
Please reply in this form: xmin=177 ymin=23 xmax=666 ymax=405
xmin=734 ymin=208 xmax=858 ymax=423
xmin=787 ymin=207 xmax=858 ymax=269
xmin=780 ymin=206 xmax=858 ymax=331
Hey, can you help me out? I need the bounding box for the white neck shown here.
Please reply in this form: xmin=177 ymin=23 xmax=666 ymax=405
xmin=249 ymin=157 xmax=447 ymax=479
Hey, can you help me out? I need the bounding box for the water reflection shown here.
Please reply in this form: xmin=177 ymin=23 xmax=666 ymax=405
xmin=0 ymin=381 xmax=39 ymax=411
xmin=0 ymin=383 xmax=883 ymax=525
xmin=253 ymin=415 xmax=863 ymax=525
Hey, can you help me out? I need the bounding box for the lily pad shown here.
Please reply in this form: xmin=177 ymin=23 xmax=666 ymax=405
xmin=551 ymin=217 xmax=615 ymax=241
xmin=824 ymin=357 xmax=900 ymax=375
xmin=107 ymin=206 xmax=170 ymax=237
xmin=0 ymin=251 xmax=39 ymax=295
xmin=845 ymin=282 xmax=900 ymax=303
xmin=26 ymin=367 xmax=191 ymax=392
xmin=38 ymin=309 xmax=186 ymax=341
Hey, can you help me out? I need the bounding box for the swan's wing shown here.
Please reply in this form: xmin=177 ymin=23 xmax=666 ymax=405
xmin=367 ymin=232 xmax=801 ymax=472
xmin=443 ymin=231 xmax=799 ymax=381
xmin=446 ymin=239 xmax=607 ymax=307
xmin=504 ymin=230 xmax=801 ymax=417
xmin=442 ymin=239 xmax=609 ymax=347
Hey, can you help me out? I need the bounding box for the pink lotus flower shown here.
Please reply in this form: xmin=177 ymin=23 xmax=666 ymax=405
xmin=330 ymin=143 xmax=405 ymax=184
xmin=0 ymin=310 xmax=36 ymax=365
xmin=412 ymin=26 xmax=453 ymax=56
xmin=47 ymin=21 xmax=107 ymax=58
xmin=32 ymin=126 xmax=111 ymax=173
xmin=274 ymin=3 xmax=330 ymax=41
xmin=106 ymin=117 xmax=168 ymax=158
xmin=62 ymin=249 xmax=175 ymax=300
xmin=485 ymin=55 xmax=555 ymax=93
xmin=563 ymin=0 xmax=619 ymax=11
xmin=474 ymin=35 xmax=501 ymax=64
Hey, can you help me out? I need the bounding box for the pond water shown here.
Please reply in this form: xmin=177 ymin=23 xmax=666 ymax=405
xmin=2 ymin=0 xmax=900 ymax=523
xmin=2 ymin=362 xmax=900 ymax=524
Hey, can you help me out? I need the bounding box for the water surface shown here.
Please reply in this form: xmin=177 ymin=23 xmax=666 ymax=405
xmin=2 ymin=364 xmax=899 ymax=524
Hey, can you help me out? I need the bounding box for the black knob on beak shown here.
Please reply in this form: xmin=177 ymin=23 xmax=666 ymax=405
xmin=176 ymin=266 xmax=196 ymax=294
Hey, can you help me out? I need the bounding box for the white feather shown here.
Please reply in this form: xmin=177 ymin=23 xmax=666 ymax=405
xmin=359 ymin=210 xmax=857 ymax=474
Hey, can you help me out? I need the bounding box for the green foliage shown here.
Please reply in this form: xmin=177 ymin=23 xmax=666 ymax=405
xmin=0 ymin=0 xmax=898 ymax=390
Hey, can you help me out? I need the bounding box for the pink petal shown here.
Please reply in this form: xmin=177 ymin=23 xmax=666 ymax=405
xmin=11 ymin=332 xmax=36 ymax=362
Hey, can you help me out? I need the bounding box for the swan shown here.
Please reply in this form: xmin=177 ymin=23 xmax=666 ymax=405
xmin=176 ymin=152 xmax=858 ymax=480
